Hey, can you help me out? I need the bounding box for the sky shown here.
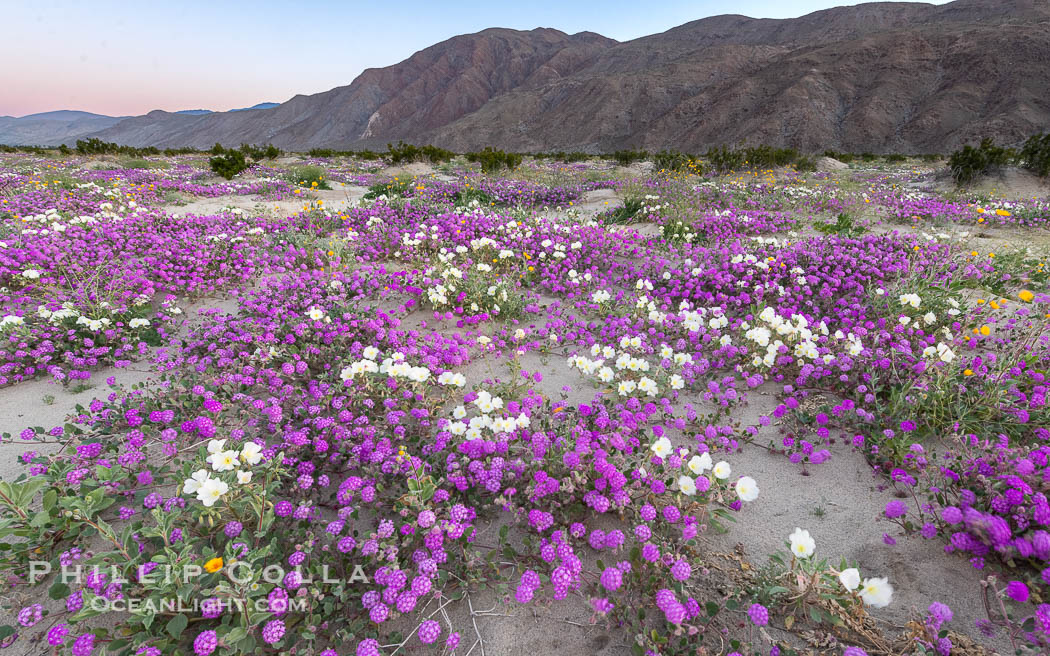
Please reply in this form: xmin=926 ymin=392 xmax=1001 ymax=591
xmin=1 ymin=0 xmax=953 ymax=117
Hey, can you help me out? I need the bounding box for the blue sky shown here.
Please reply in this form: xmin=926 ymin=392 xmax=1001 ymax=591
xmin=1 ymin=0 xmax=952 ymax=117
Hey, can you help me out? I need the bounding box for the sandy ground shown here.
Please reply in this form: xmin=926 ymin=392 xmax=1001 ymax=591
xmin=167 ymin=182 xmax=370 ymax=218
xmin=380 ymin=162 xmax=438 ymax=178
xmin=933 ymin=167 xmax=1050 ymax=202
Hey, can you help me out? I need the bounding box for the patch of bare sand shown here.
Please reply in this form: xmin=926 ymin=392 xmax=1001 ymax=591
xmin=380 ymin=162 xmax=437 ymax=178
xmin=0 ymin=366 xmax=159 ymax=482
xmin=576 ymin=188 xmax=621 ymax=215
xmin=934 ymin=167 xmax=1050 ymax=202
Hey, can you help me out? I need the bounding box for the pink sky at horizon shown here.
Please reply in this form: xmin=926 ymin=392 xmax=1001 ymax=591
xmin=2 ymin=69 xmax=298 ymax=118
xmin=2 ymin=0 xmax=953 ymax=118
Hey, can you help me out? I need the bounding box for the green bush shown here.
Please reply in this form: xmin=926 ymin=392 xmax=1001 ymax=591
xmin=209 ymin=150 xmax=250 ymax=180
xmin=610 ymin=149 xmax=648 ymax=167
xmin=823 ymin=150 xmax=855 ymax=164
xmin=466 ymin=147 xmax=522 ymax=172
xmin=601 ymin=196 xmax=645 ymax=224
xmin=653 ymin=150 xmax=697 ymax=173
xmin=706 ymin=146 xmax=745 ymax=174
xmin=0 ymin=144 xmax=54 ymax=154
xmin=455 ymin=187 xmax=495 ymax=207
xmin=288 ymin=165 xmax=330 ymax=189
xmin=794 ymin=155 xmax=817 ymax=172
xmin=308 ymin=148 xmax=383 ymax=160
xmin=949 ymin=138 xmax=1011 ymax=185
xmin=74 ymin=138 xmax=159 ymax=157
xmin=363 ymin=177 xmax=413 ymax=200
xmin=813 ymin=212 xmax=867 ymax=238
xmin=883 ymin=153 xmax=907 ymax=163
xmin=386 ymin=141 xmax=455 ymax=164
xmin=538 ymin=151 xmax=591 ymax=163
xmin=1020 ymin=132 xmax=1050 ymax=178
xmin=742 ymin=145 xmax=799 ymax=169
xmin=240 ymin=143 xmax=281 ymax=160
xmin=920 ymin=153 xmax=941 ymax=163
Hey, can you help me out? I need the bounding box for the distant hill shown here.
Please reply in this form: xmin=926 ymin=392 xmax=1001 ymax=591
xmin=12 ymin=0 xmax=1050 ymax=153
xmin=18 ymin=110 xmax=123 ymax=121
xmin=0 ymin=103 xmax=280 ymax=146
xmin=231 ymin=102 xmax=279 ymax=112
xmin=173 ymin=103 xmax=279 ymax=116
xmin=0 ymin=111 xmax=129 ymax=146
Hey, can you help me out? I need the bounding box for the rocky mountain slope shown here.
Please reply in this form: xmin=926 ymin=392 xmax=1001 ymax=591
xmin=32 ymin=0 xmax=1050 ymax=153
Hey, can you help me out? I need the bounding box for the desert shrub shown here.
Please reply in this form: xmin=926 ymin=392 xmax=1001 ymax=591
xmin=653 ymin=150 xmax=696 ymax=173
xmin=920 ymin=153 xmax=941 ymax=163
xmin=610 ymin=149 xmax=648 ymax=167
xmin=794 ymin=155 xmax=817 ymax=172
xmin=860 ymin=152 xmax=877 ymax=162
xmin=74 ymin=137 xmax=115 ymax=155
xmin=74 ymin=138 xmax=159 ymax=157
xmin=209 ymin=150 xmax=250 ymax=180
xmin=161 ymin=147 xmax=200 ymax=156
xmin=363 ymin=177 xmax=413 ymax=199
xmin=540 ymin=151 xmax=591 ymax=163
xmin=742 ymin=145 xmax=799 ymax=169
xmin=455 ymin=186 xmax=495 ymax=207
xmin=706 ymin=145 xmax=745 ymax=173
xmin=240 ymin=143 xmax=281 ymax=160
xmin=601 ymin=195 xmax=644 ymax=224
xmin=949 ymin=138 xmax=1011 ymax=185
xmin=309 ymin=148 xmax=383 ymax=160
xmin=466 ymin=147 xmax=522 ymax=172
xmin=813 ymin=212 xmax=867 ymax=238
xmin=288 ymin=165 xmax=330 ymax=189
xmin=823 ymin=150 xmax=856 ymax=164
xmin=210 ymin=142 xmax=226 ymax=155
xmin=0 ymin=144 xmax=51 ymax=154
xmin=386 ymin=141 xmax=455 ymax=164
xmin=883 ymin=153 xmax=907 ymax=163
xmin=1020 ymin=132 xmax=1050 ymax=177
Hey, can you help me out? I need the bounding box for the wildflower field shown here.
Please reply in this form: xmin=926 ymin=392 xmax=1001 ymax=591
xmin=1 ymin=151 xmax=1048 ymax=656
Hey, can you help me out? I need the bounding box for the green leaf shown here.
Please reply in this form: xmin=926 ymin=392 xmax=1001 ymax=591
xmin=30 ymin=510 xmax=51 ymax=528
xmin=49 ymin=582 xmax=70 ymax=600
xmin=225 ymin=627 xmax=248 ymax=644
xmin=166 ymin=613 xmax=188 ymax=638
xmin=17 ymin=478 xmax=47 ymax=506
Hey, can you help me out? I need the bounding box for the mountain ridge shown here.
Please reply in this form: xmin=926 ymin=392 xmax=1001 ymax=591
xmin=6 ymin=0 xmax=1049 ymax=153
